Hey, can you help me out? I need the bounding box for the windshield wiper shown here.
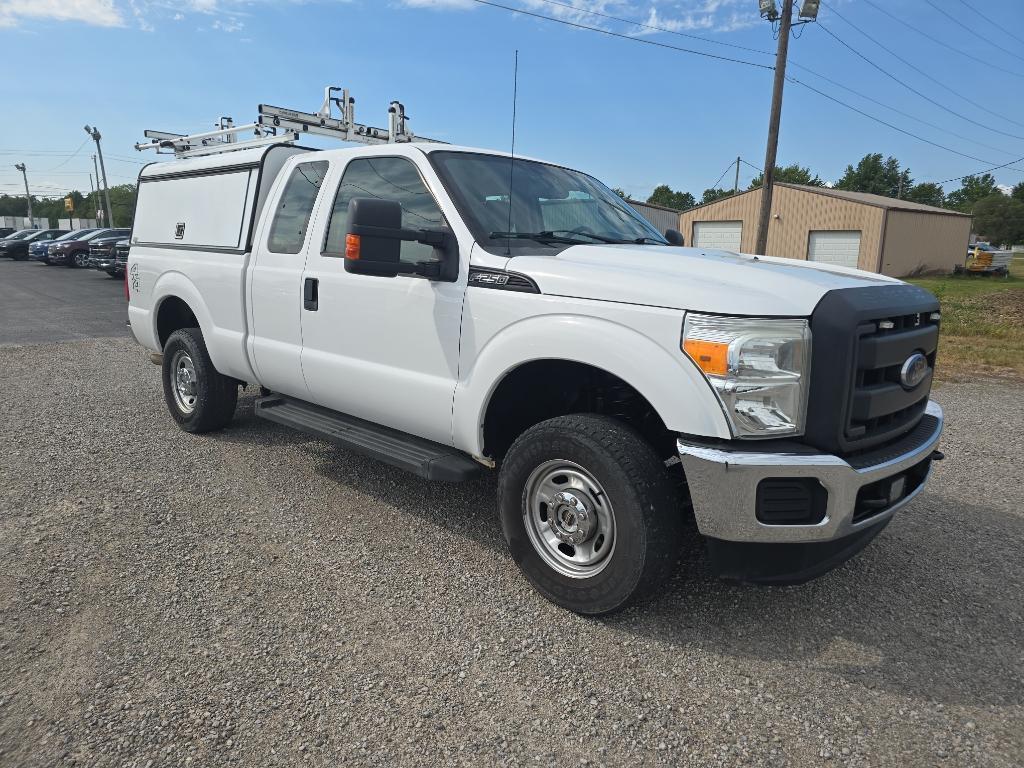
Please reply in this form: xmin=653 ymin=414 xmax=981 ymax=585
xmin=489 ymin=230 xmax=633 ymax=245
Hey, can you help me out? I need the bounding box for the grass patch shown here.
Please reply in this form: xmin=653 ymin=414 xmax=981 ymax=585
xmin=907 ymin=261 xmax=1024 ymax=380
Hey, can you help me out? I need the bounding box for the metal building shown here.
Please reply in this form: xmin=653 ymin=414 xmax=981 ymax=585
xmin=677 ymin=183 xmax=973 ymax=277
xmin=626 ymin=199 xmax=682 ymax=236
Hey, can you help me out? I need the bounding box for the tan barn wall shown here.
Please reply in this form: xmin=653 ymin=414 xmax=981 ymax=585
xmin=880 ymin=210 xmax=972 ymax=277
xmin=678 ymin=186 xmax=886 ymax=271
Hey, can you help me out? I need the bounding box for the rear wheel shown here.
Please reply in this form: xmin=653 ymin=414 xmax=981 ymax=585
xmin=498 ymin=414 xmax=682 ymax=615
xmin=161 ymin=327 xmax=238 ymax=433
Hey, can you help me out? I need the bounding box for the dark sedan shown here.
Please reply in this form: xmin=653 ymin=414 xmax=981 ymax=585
xmin=33 ymin=228 xmax=102 ymax=263
xmin=0 ymin=229 xmax=68 ymax=260
xmin=48 ymin=228 xmax=128 ymax=267
xmin=86 ymin=230 xmax=132 ymax=269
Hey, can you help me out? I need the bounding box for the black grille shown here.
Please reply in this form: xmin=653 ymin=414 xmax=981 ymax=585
xmin=114 ymin=243 xmax=129 ymax=265
xmin=848 ymin=311 xmax=938 ymax=444
xmin=805 ymin=284 xmax=940 ymax=456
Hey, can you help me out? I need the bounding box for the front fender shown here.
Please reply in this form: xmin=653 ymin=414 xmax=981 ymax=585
xmin=453 ymin=313 xmax=731 ymax=456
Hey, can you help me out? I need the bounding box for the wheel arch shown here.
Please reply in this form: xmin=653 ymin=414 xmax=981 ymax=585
xmin=454 ymin=314 xmax=730 ymax=460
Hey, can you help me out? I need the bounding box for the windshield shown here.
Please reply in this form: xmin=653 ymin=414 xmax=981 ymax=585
xmin=55 ymin=229 xmax=96 ymax=241
xmin=6 ymin=230 xmax=34 ymax=240
xmin=429 ymin=151 xmax=667 ymax=252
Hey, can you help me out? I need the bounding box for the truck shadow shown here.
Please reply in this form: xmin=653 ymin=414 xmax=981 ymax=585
xmin=216 ymin=394 xmax=1022 ymax=708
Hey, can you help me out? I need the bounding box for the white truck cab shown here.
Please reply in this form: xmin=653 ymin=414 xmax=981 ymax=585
xmin=128 ymin=133 xmax=944 ymax=614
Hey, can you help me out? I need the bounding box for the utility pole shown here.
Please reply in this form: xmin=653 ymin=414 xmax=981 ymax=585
xmin=733 ymin=156 xmax=741 ymax=194
xmin=14 ymin=163 xmax=33 ymax=226
xmin=91 ymin=154 xmax=105 ymax=226
xmin=753 ymin=1 xmax=818 ymax=255
xmin=85 ymin=125 xmax=115 ymax=228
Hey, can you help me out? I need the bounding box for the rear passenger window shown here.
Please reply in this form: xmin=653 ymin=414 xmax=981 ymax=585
xmin=322 ymin=157 xmax=445 ymax=264
xmin=267 ymin=161 xmax=329 ymax=254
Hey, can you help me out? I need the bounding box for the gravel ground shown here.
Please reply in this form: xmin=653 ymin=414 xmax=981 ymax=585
xmin=0 ymin=337 xmax=1022 ymax=768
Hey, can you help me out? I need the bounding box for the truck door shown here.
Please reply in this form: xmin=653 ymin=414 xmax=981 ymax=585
xmin=298 ymin=154 xmax=466 ymax=446
xmin=247 ymin=159 xmax=330 ymax=397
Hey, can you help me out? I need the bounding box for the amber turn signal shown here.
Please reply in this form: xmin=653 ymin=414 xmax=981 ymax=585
xmin=345 ymin=234 xmax=361 ymax=260
xmin=682 ymin=339 xmax=728 ymax=376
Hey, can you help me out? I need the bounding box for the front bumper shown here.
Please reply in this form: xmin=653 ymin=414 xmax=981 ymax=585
xmin=92 ymin=257 xmax=115 ymax=269
xmin=677 ymin=400 xmax=943 ymax=545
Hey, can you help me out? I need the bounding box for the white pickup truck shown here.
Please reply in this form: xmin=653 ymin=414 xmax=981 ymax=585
xmin=127 ymin=140 xmax=944 ymax=614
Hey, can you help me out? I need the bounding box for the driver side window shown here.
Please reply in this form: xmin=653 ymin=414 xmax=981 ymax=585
xmin=323 ymin=157 xmax=446 ymax=264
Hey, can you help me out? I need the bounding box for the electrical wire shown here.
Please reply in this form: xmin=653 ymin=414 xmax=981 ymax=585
xmin=517 ymin=0 xmax=1024 ymax=162
xmin=40 ymin=137 xmax=90 ymax=172
xmin=787 ymin=76 xmax=1023 ymax=169
xmin=468 ymin=0 xmax=1023 ymax=178
xmin=930 ymin=156 xmax=1024 ymax=185
xmin=955 ymin=0 xmax=1024 ymax=48
xmin=820 ymin=2 xmax=1024 ymax=132
xmin=921 ymin=0 xmax=1024 ymax=64
xmin=707 ymin=161 xmax=735 ymax=192
xmin=858 ymin=0 xmax=1024 ymax=79
xmin=468 ymin=0 xmax=773 ymax=70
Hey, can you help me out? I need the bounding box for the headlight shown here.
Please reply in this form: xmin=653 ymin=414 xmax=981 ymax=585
xmin=682 ymin=313 xmax=810 ymax=438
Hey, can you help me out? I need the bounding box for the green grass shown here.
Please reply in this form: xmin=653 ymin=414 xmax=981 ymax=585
xmin=907 ymin=260 xmax=1024 ymax=380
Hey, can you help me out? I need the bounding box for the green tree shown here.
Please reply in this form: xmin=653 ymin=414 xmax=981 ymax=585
xmin=972 ymin=193 xmax=1024 ymax=246
xmin=748 ymin=163 xmax=824 ymax=189
xmin=903 ymin=182 xmax=946 ymax=208
xmin=646 ymin=184 xmax=696 ymax=211
xmin=1010 ymin=181 xmax=1024 ymax=203
xmin=945 ymin=173 xmax=1000 ymax=212
xmin=611 ymin=187 xmax=627 ymax=199
xmin=701 ymin=188 xmax=734 ymax=205
xmin=834 ymin=153 xmax=912 ymax=198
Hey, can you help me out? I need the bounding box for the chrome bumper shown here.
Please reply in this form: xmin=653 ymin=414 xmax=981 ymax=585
xmin=677 ymin=401 xmax=943 ymax=544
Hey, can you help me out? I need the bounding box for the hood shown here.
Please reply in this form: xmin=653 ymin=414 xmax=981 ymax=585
xmin=507 ymin=245 xmax=899 ymax=316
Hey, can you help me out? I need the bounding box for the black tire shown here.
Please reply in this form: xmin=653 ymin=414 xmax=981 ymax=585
xmin=161 ymin=327 xmax=238 ymax=433
xmin=498 ymin=414 xmax=682 ymax=615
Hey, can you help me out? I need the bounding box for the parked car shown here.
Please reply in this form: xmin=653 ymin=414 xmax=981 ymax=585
xmin=128 ymin=140 xmax=945 ymax=615
xmin=34 ymin=228 xmax=102 ymax=264
xmin=0 ymin=229 xmax=37 ymax=250
xmin=967 ymin=242 xmax=999 ymax=258
xmin=47 ymin=228 xmax=125 ymax=267
xmin=0 ymin=229 xmax=68 ymax=260
xmin=100 ymin=237 xmax=131 ymax=278
xmin=86 ymin=229 xmax=131 ymax=269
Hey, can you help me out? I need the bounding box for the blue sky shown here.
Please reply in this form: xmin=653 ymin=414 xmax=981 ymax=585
xmin=1 ymin=0 xmax=1022 ymax=203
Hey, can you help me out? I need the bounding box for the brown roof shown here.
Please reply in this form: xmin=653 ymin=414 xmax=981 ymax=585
xmin=777 ymin=183 xmax=972 ymax=216
xmin=679 ymin=183 xmax=971 ymax=217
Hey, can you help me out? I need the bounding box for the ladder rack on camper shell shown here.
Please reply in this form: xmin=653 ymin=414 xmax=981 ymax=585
xmin=135 ymin=86 xmax=444 ymax=159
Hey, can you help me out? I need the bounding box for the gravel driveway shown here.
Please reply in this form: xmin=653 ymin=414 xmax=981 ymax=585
xmin=0 ymin=337 xmax=1021 ymax=767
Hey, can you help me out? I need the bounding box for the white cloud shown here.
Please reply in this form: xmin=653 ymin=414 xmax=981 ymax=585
xmin=212 ymin=17 xmax=243 ymax=32
xmin=0 ymin=0 xmax=124 ymax=27
xmin=398 ymin=0 xmax=759 ymax=34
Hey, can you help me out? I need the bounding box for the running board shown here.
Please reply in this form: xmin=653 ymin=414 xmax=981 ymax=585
xmin=254 ymin=395 xmax=481 ymax=482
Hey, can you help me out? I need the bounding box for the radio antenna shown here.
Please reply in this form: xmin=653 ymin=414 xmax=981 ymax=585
xmin=506 ymin=49 xmax=519 ymax=256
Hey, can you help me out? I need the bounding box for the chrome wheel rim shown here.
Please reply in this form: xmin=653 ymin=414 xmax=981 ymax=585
xmin=523 ymin=459 xmax=616 ymax=579
xmin=170 ymin=350 xmax=198 ymax=414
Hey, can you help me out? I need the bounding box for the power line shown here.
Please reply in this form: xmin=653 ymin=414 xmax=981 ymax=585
xmin=931 ymin=156 xmax=1024 ymax=186
xmin=707 ymin=160 xmax=735 ymax=191
xmin=530 ymin=0 xmax=776 ymax=58
xmin=40 ymin=137 xmax=90 ymax=172
xmin=922 ymin=0 xmax=1024 ymax=64
xmin=859 ymin=0 xmax=1024 ymax=79
xmin=818 ymin=19 xmax=1024 ymax=140
xmin=955 ymin=0 xmax=1024 ymax=48
xmin=514 ymin=0 xmax=1024 ymax=161
xmin=787 ymin=76 xmax=1023 ymax=168
xmin=468 ymin=0 xmax=1023 ymax=177
xmin=468 ymin=0 xmax=773 ymax=70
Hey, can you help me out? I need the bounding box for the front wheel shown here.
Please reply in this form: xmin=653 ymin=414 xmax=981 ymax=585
xmin=161 ymin=327 xmax=238 ymax=433
xmin=498 ymin=414 xmax=683 ymax=615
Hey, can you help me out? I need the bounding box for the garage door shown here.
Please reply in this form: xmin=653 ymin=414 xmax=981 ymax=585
xmin=693 ymin=221 xmax=742 ymax=252
xmin=808 ymin=230 xmax=861 ymax=269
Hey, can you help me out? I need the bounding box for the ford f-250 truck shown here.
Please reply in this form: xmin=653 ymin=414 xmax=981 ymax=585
xmin=127 ymin=139 xmax=944 ymax=615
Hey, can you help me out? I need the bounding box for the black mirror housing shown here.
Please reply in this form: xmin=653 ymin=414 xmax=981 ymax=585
xmin=665 ymin=228 xmax=685 ymax=246
xmin=344 ymin=198 xmax=403 ymax=277
xmin=344 ymin=196 xmax=459 ymax=281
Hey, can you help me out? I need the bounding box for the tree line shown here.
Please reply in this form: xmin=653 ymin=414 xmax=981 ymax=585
xmin=0 ymin=184 xmax=137 ymax=228
xmin=633 ymin=153 xmax=1024 ymax=245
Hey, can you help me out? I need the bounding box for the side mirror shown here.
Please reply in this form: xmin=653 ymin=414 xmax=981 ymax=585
xmin=664 ymin=228 xmax=685 ymax=246
xmin=344 ymin=198 xmax=403 ymax=278
xmin=343 ymin=197 xmax=458 ymax=280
